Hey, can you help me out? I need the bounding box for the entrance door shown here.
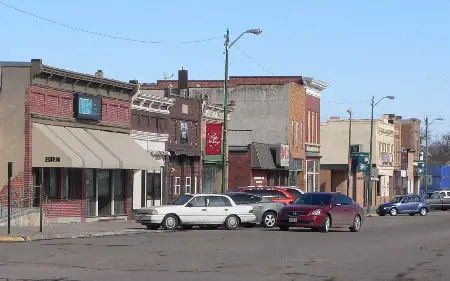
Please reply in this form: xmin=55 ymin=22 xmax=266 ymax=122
xmin=97 ymin=170 xmax=111 ymax=216
xmin=147 ymin=172 xmax=162 ymax=207
xmin=86 ymin=169 xmax=96 ymax=217
xmin=203 ymin=164 xmax=217 ymax=194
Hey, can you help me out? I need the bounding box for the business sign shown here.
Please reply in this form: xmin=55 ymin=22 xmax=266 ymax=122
xmin=74 ymin=93 xmax=102 ymax=120
xmin=275 ymin=144 xmax=290 ymax=167
xmin=351 ymin=152 xmax=369 ymax=173
xmin=417 ymin=160 xmax=424 ymax=175
xmin=45 ymin=157 xmax=60 ymax=163
xmin=205 ymin=123 xmax=222 ymax=155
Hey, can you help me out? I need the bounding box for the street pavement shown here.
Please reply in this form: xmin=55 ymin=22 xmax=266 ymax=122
xmin=1 ymin=212 xmax=450 ymax=281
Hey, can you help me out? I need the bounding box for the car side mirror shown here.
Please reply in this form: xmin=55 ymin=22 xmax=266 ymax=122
xmin=186 ymin=203 xmax=193 ymax=208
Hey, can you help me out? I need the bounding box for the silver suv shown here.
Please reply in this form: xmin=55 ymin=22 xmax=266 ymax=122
xmin=226 ymin=192 xmax=285 ymax=228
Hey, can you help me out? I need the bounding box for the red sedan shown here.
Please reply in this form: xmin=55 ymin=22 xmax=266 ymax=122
xmin=277 ymin=192 xmax=364 ymax=233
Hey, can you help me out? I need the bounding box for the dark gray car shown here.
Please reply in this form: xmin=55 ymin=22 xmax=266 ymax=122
xmin=427 ymin=193 xmax=450 ymax=211
xmin=226 ymin=192 xmax=285 ymax=228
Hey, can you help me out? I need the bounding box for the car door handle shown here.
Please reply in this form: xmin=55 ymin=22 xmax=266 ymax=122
xmin=202 ymin=209 xmax=207 ymax=211
xmin=224 ymin=209 xmax=228 ymax=211
xmin=258 ymin=205 xmax=263 ymax=207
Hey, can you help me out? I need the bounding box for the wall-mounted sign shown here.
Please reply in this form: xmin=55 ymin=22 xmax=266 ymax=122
xmin=205 ymin=123 xmax=222 ymax=155
xmin=74 ymin=93 xmax=102 ymax=120
xmin=45 ymin=157 xmax=60 ymax=163
xmin=275 ymin=144 xmax=290 ymax=167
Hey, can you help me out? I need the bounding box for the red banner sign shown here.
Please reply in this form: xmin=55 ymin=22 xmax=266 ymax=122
xmin=205 ymin=123 xmax=223 ymax=155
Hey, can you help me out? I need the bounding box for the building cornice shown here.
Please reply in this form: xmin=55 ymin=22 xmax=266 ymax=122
xmin=202 ymin=100 xmax=234 ymax=120
xmin=303 ymin=77 xmax=328 ymax=98
xmin=131 ymin=130 xmax=169 ymax=142
xmin=131 ymin=88 xmax=175 ymax=114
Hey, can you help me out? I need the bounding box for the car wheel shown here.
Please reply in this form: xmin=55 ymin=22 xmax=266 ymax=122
xmin=262 ymin=211 xmax=277 ymax=228
xmin=419 ymin=207 xmax=428 ymax=216
xmin=146 ymin=225 xmax=160 ymax=230
xmin=162 ymin=214 xmax=179 ymax=230
xmin=320 ymin=215 xmax=331 ymax=233
xmin=409 ymin=213 xmax=416 ymax=216
xmin=181 ymin=225 xmax=193 ymax=230
xmin=389 ymin=208 xmax=398 ymax=216
xmin=349 ymin=215 xmax=361 ymax=232
xmin=224 ymin=215 xmax=240 ymax=230
xmin=279 ymin=226 xmax=290 ymax=231
xmin=242 ymin=223 xmax=254 ymax=228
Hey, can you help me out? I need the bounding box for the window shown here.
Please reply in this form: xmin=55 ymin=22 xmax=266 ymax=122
xmin=286 ymin=188 xmax=302 ymax=198
xmin=311 ymin=112 xmax=315 ymax=143
xmin=294 ymin=193 xmax=332 ymax=205
xmin=180 ymin=121 xmax=188 ymax=143
xmin=306 ymin=160 xmax=320 ymax=192
xmin=291 ymin=120 xmax=295 ymax=147
xmin=315 ymin=112 xmax=319 ymax=143
xmin=43 ymin=168 xmax=60 ymax=199
xmin=295 ymin=121 xmax=298 ymax=147
xmin=341 ymin=195 xmax=354 ymax=205
xmin=146 ymin=172 xmax=161 ymax=200
xmin=174 ymin=177 xmax=181 ymax=194
xmin=208 ymin=196 xmax=228 ymax=207
xmin=307 ymin=111 xmax=311 ymax=143
xmin=171 ymin=194 xmax=193 ymax=205
xmin=300 ymin=122 xmax=303 ymax=147
xmin=230 ymin=194 xmax=262 ymax=205
xmin=64 ymin=169 xmax=82 ymax=200
xmin=185 ymin=177 xmax=192 ymax=193
xmin=189 ymin=196 xmax=207 ymax=207
xmin=410 ymin=196 xmax=421 ymax=202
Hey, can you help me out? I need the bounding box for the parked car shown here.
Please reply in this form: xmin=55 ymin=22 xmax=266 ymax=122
xmin=230 ymin=186 xmax=304 ymax=198
xmin=277 ymin=192 xmax=364 ymax=233
xmin=427 ymin=192 xmax=450 ymax=211
xmin=135 ymin=194 xmax=256 ymax=230
xmin=432 ymin=190 xmax=450 ymax=199
xmin=237 ymin=187 xmax=296 ymax=205
xmin=226 ymin=192 xmax=285 ymax=228
xmin=376 ymin=195 xmax=429 ymax=216
xmin=424 ymin=192 xmax=434 ymax=200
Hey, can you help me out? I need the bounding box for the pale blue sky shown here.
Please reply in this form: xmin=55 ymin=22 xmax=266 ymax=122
xmin=1 ymin=0 xmax=449 ymax=134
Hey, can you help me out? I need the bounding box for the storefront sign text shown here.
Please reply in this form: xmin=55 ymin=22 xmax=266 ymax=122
xmin=45 ymin=157 xmax=60 ymax=163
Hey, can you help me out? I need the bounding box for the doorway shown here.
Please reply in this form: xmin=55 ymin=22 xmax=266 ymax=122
xmin=97 ymin=170 xmax=111 ymax=217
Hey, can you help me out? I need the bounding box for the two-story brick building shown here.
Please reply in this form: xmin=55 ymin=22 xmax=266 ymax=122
xmin=130 ymin=86 xmax=175 ymax=208
xmin=0 ymin=59 xmax=160 ymax=222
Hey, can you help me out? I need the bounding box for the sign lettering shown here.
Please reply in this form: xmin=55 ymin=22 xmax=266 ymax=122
xmin=45 ymin=157 xmax=60 ymax=163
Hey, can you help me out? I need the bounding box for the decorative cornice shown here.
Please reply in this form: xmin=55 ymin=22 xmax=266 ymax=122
xmin=202 ymin=100 xmax=234 ymax=120
xmin=131 ymin=88 xmax=175 ymax=114
xmin=303 ymin=77 xmax=328 ymax=98
xmin=130 ymin=130 xmax=169 ymax=142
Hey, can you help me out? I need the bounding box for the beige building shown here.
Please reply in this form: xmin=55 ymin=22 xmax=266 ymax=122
xmin=321 ymin=116 xmax=395 ymax=206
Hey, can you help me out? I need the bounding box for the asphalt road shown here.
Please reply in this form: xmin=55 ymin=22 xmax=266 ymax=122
xmin=1 ymin=212 xmax=450 ymax=281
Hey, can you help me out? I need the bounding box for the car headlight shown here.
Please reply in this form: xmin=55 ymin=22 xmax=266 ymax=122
xmin=151 ymin=209 xmax=158 ymax=215
xmin=310 ymin=209 xmax=321 ymax=216
xmin=383 ymin=206 xmax=390 ymax=209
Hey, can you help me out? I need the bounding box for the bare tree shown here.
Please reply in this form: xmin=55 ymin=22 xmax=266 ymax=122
xmin=428 ymin=133 xmax=450 ymax=165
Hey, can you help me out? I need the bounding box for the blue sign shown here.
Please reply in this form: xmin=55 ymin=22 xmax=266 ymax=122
xmin=74 ymin=93 xmax=102 ymax=120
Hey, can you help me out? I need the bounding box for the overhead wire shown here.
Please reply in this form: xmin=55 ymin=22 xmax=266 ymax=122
xmin=233 ymin=43 xmax=275 ymax=76
xmin=0 ymin=1 xmax=222 ymax=44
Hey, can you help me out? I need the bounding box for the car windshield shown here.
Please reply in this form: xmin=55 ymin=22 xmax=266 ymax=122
xmin=169 ymin=194 xmax=193 ymax=205
xmin=391 ymin=196 xmax=404 ymax=203
xmin=431 ymin=193 xmax=442 ymax=199
xmin=286 ymin=188 xmax=303 ymax=198
xmin=293 ymin=194 xmax=332 ymax=205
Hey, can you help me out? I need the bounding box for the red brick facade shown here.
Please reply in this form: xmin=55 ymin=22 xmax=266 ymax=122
xmin=228 ymin=150 xmax=252 ymax=189
xmin=306 ymin=94 xmax=321 ymax=144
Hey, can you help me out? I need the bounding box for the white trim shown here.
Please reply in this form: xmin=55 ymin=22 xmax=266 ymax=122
xmin=131 ymin=130 xmax=169 ymax=142
xmin=185 ymin=177 xmax=192 ymax=193
xmin=131 ymin=89 xmax=175 ymax=114
xmin=303 ymin=77 xmax=328 ymax=98
xmin=194 ymin=176 xmax=198 ymax=194
xmin=174 ymin=177 xmax=181 ymax=194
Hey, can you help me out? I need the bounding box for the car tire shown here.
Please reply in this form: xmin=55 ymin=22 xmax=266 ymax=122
xmin=320 ymin=215 xmax=331 ymax=233
xmin=224 ymin=215 xmax=240 ymax=230
xmin=279 ymin=226 xmax=289 ymax=231
xmin=181 ymin=225 xmax=193 ymax=230
xmin=162 ymin=214 xmax=179 ymax=230
xmin=389 ymin=208 xmax=398 ymax=216
xmin=419 ymin=207 xmax=428 ymax=216
xmin=349 ymin=215 xmax=361 ymax=232
xmin=262 ymin=211 xmax=277 ymax=228
xmin=409 ymin=213 xmax=416 ymax=216
xmin=146 ymin=225 xmax=160 ymax=230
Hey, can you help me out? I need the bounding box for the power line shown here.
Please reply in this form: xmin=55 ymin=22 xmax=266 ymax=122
xmin=0 ymin=1 xmax=222 ymax=44
xmin=233 ymin=44 xmax=275 ymax=76
xmin=323 ymin=99 xmax=370 ymax=105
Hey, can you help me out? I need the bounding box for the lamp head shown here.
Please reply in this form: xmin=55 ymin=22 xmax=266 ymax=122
xmin=386 ymin=96 xmax=395 ymax=100
xmin=247 ymin=29 xmax=263 ymax=35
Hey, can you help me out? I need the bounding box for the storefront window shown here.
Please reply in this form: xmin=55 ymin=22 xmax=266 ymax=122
xmin=306 ymin=160 xmax=320 ymax=192
xmin=64 ymin=169 xmax=82 ymax=200
xmin=86 ymin=169 xmax=96 ymax=217
xmin=114 ymin=170 xmax=125 ymax=215
xmin=43 ymin=168 xmax=59 ymax=199
xmin=147 ymin=172 xmax=162 ymax=200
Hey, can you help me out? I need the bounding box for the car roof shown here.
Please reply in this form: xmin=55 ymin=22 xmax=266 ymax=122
xmin=186 ymin=193 xmax=227 ymax=197
xmin=303 ymin=192 xmax=337 ymax=195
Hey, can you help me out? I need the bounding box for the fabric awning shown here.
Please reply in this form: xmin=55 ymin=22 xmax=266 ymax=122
xmin=32 ymin=123 xmax=84 ymax=168
xmin=87 ymin=129 xmax=162 ymax=171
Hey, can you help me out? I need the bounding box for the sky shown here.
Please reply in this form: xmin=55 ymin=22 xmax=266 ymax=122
xmin=1 ymin=0 xmax=449 ymax=135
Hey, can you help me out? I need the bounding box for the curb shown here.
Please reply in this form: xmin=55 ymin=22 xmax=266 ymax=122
xmin=29 ymin=229 xmax=157 ymax=241
xmin=0 ymin=236 xmax=31 ymax=243
xmin=367 ymin=214 xmax=379 ymax=217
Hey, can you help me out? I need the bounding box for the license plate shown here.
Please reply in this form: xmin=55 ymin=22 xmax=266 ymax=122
xmin=289 ymin=217 xmax=297 ymax=223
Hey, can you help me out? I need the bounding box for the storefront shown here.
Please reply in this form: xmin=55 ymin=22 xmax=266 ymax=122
xmin=17 ymin=60 xmax=162 ymax=223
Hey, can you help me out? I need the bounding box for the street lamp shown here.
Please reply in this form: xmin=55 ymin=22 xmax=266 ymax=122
xmin=222 ymin=28 xmax=262 ymax=193
xmin=424 ymin=117 xmax=443 ymax=193
xmin=346 ymin=109 xmax=352 ymax=197
xmin=367 ymin=95 xmax=395 ymax=213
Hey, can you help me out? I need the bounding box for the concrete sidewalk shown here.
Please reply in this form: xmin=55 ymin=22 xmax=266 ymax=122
xmin=0 ymin=221 xmax=151 ymax=242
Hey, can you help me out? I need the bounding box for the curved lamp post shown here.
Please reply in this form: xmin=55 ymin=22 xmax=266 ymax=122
xmin=367 ymin=95 xmax=395 ymax=213
xmin=222 ymin=28 xmax=262 ymax=193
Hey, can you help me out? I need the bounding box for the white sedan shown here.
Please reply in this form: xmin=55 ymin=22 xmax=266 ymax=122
xmin=135 ymin=194 xmax=256 ymax=230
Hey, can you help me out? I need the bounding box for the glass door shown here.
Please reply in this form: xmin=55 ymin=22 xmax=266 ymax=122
xmin=97 ymin=170 xmax=111 ymax=216
xmin=86 ymin=169 xmax=96 ymax=217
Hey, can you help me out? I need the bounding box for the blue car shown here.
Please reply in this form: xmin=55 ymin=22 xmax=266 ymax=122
xmin=376 ymin=195 xmax=429 ymax=216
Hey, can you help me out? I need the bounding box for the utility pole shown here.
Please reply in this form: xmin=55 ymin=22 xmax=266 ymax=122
xmin=367 ymin=96 xmax=375 ymax=213
xmin=346 ymin=109 xmax=352 ymax=197
xmin=424 ymin=117 xmax=429 ymax=194
xmin=221 ymin=29 xmax=230 ymax=193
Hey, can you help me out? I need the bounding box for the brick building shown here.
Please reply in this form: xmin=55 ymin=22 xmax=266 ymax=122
xmin=0 ymin=59 xmax=160 ymax=222
xmin=140 ymin=70 xmax=202 ymax=203
xmin=130 ymin=87 xmax=175 ymax=208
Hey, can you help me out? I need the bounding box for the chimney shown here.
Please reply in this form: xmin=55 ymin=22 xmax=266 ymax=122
xmin=95 ymin=70 xmax=104 ymax=78
xmin=178 ymin=67 xmax=188 ymax=90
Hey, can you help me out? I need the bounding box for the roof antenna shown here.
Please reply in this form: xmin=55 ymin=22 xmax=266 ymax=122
xmin=163 ymin=72 xmax=174 ymax=80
